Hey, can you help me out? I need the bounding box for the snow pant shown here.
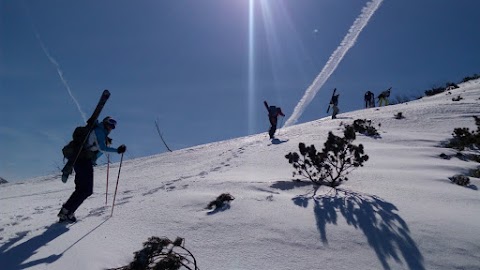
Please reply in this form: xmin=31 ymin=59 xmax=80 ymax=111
xmin=63 ymin=159 xmax=94 ymax=214
xmin=268 ymin=117 xmax=278 ymax=138
xmin=366 ymin=99 xmax=374 ymax=108
xmin=378 ymin=97 xmax=389 ymax=106
xmin=332 ymin=105 xmax=339 ymax=119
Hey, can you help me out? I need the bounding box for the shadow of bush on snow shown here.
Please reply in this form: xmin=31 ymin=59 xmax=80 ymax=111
xmin=269 ymin=180 xmax=312 ymax=191
xmin=467 ymin=184 xmax=478 ymax=190
xmin=291 ymin=187 xmax=425 ymax=270
xmin=206 ymin=204 xmax=231 ymax=215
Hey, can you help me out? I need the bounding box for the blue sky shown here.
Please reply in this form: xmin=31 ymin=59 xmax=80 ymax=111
xmin=1 ymin=0 xmax=479 ymax=182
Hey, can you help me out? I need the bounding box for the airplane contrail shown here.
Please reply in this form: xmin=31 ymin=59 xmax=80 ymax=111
xmin=34 ymin=32 xmax=87 ymax=122
xmin=284 ymin=0 xmax=383 ymax=127
xmin=21 ymin=1 xmax=86 ymax=122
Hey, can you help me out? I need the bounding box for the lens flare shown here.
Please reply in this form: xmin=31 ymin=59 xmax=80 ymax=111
xmin=247 ymin=0 xmax=256 ymax=134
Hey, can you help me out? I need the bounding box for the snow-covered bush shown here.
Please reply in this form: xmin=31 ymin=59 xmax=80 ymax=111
xmin=285 ymin=124 xmax=369 ymax=187
xmin=439 ymin=153 xmax=450 ymax=160
xmin=109 ymin=236 xmax=199 ymax=270
xmin=449 ymin=175 xmax=470 ymax=186
xmin=351 ymin=119 xmax=380 ymax=137
xmin=470 ymin=168 xmax=480 ymax=178
xmin=452 ymin=95 xmax=463 ymax=101
xmin=425 ymin=86 xmax=446 ymax=96
xmin=424 ymin=82 xmax=458 ymax=96
xmin=394 ymin=112 xmax=405 ymax=119
xmin=447 ymin=116 xmax=480 ymax=151
xmin=207 ymin=193 xmax=235 ymax=210
xmin=472 ymin=155 xmax=480 ymax=163
xmin=461 ymin=74 xmax=480 ymax=83
xmin=0 ymin=177 xmax=8 ymax=184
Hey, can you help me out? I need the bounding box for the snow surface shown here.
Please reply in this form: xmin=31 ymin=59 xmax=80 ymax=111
xmin=1 ymin=80 xmax=480 ymax=270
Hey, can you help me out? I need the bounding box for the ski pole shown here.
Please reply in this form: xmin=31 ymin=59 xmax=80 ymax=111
xmin=105 ymin=154 xmax=110 ymax=205
xmin=111 ymin=153 xmax=124 ymax=217
xmin=278 ymin=116 xmax=285 ymax=135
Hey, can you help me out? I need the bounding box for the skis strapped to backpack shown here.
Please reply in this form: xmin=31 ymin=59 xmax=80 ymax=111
xmin=326 ymin=88 xmax=336 ymax=113
xmin=61 ymin=90 xmax=111 ymax=182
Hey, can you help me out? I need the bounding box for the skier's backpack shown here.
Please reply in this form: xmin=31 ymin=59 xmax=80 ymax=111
xmin=365 ymin=91 xmax=372 ymax=100
xmin=330 ymin=95 xmax=339 ymax=106
xmin=62 ymin=126 xmax=93 ymax=160
xmin=268 ymin=106 xmax=277 ymax=117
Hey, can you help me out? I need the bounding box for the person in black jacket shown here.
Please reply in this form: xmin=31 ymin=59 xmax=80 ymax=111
xmin=264 ymin=101 xmax=285 ymax=139
xmin=364 ymin=91 xmax=375 ymax=108
xmin=329 ymin=94 xmax=340 ymax=119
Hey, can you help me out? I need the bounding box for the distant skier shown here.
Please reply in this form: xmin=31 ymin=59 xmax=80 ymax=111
xmin=264 ymin=101 xmax=285 ymax=139
xmin=329 ymin=93 xmax=340 ymax=119
xmin=378 ymin=87 xmax=392 ymax=107
xmin=58 ymin=116 xmax=126 ymax=223
xmin=364 ymin=91 xmax=375 ymax=108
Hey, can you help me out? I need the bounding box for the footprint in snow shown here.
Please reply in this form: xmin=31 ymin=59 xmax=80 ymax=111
xmin=87 ymin=206 xmax=108 ymax=218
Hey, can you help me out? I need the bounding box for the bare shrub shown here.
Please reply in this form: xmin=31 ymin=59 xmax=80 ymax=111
xmin=108 ymin=236 xmax=199 ymax=270
xmin=285 ymin=124 xmax=369 ymax=187
xmin=449 ymin=175 xmax=470 ymax=186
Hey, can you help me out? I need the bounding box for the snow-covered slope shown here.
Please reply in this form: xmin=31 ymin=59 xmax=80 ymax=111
xmin=1 ymin=80 xmax=480 ymax=270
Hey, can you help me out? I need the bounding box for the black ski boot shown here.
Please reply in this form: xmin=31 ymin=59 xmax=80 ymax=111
xmin=58 ymin=207 xmax=77 ymax=223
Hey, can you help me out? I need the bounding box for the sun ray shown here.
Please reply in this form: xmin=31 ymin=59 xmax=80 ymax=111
xmin=259 ymin=0 xmax=315 ymax=109
xmin=247 ymin=0 xmax=256 ymax=134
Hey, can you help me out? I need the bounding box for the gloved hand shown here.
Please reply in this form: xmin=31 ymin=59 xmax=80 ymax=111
xmin=117 ymin=144 xmax=127 ymax=154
